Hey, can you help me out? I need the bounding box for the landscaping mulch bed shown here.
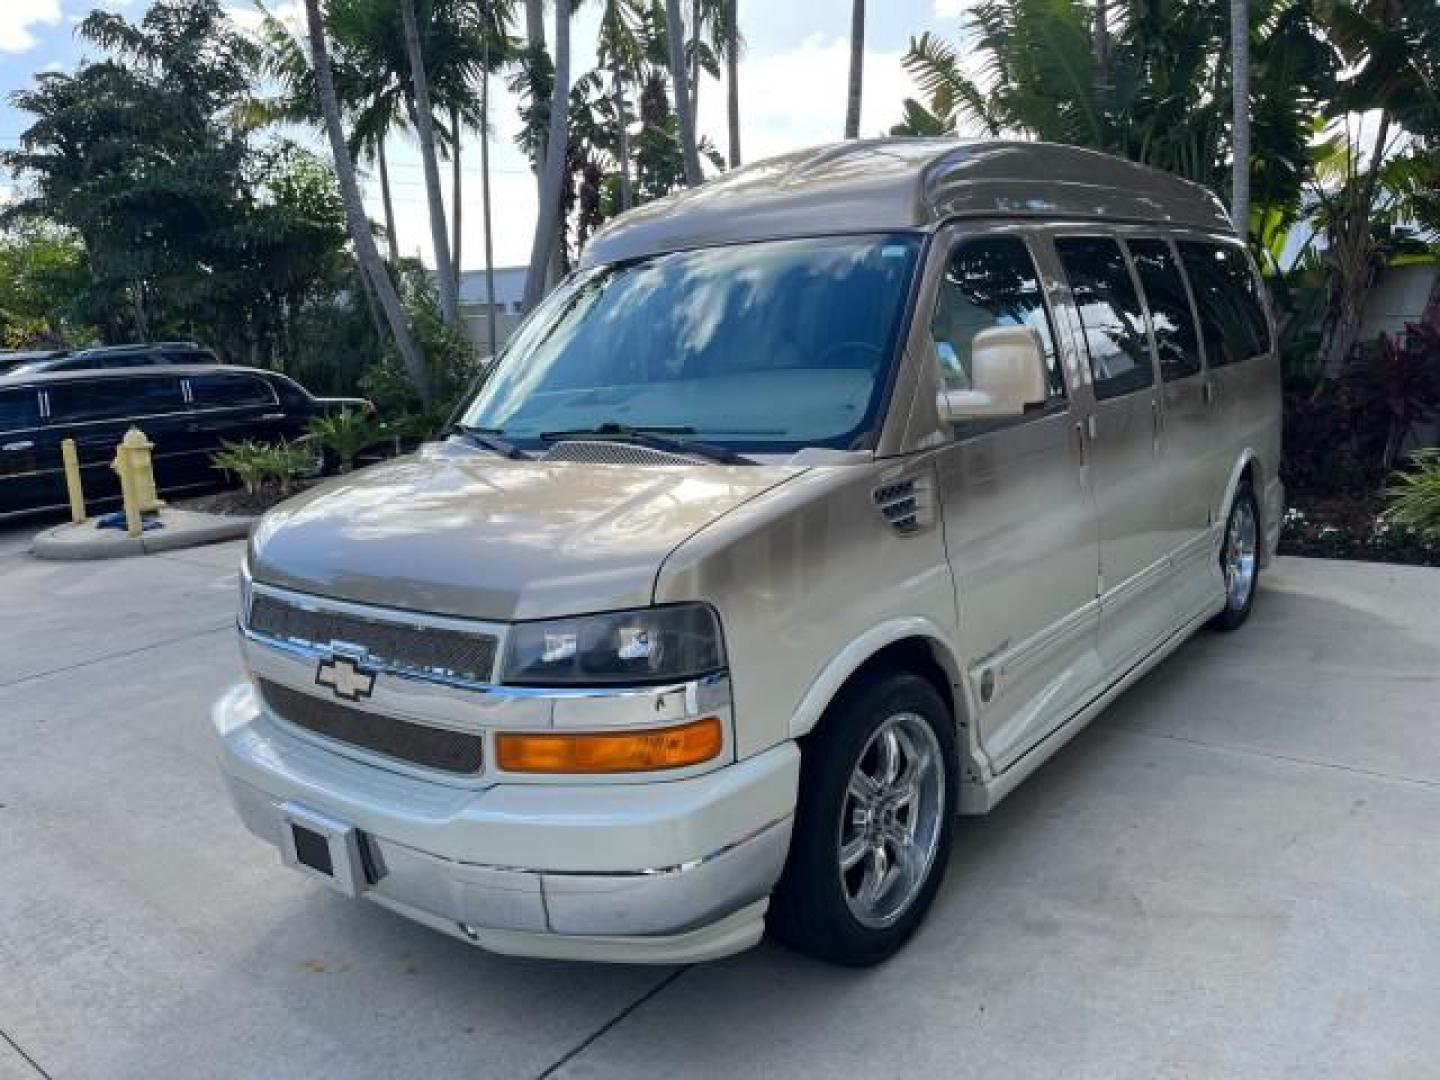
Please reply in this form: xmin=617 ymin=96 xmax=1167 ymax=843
xmin=1280 ymin=492 xmax=1440 ymax=567
xmin=173 ymin=481 xmax=317 ymax=518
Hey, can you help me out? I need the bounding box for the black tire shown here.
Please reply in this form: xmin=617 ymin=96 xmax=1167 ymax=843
xmin=769 ymin=669 xmax=957 ymax=966
xmin=1210 ymin=480 xmax=1261 ymax=633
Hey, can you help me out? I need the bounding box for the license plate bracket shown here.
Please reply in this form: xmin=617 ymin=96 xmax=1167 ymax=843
xmin=279 ymin=802 xmax=368 ymax=898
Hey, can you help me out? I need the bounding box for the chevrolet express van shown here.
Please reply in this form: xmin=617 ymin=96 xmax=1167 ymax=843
xmin=215 ymin=140 xmax=1283 ymax=966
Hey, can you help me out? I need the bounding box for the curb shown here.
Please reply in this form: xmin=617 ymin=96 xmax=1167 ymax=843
xmin=31 ymin=511 xmax=255 ymax=561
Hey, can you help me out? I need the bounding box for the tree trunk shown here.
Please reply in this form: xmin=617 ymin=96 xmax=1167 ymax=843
xmin=1330 ymin=111 xmax=1393 ymax=370
xmin=1229 ymin=0 xmax=1250 ymax=238
xmin=666 ymin=0 xmax=703 ymax=185
xmin=450 ymin=104 xmax=463 ymax=284
xmin=400 ymin=0 xmax=458 ymax=326
xmin=726 ymin=0 xmax=740 ymax=167
xmin=689 ymin=0 xmax=701 ymax=123
xmin=525 ymin=0 xmax=546 ymax=185
xmin=377 ymin=137 xmax=400 ymax=262
xmin=303 ymin=0 xmax=431 ymax=405
xmin=480 ymin=65 xmax=499 ymax=357
xmin=524 ymin=0 xmax=572 ymax=308
xmin=615 ymin=68 xmax=633 ymax=210
xmin=1093 ymin=0 xmax=1110 ymax=108
xmin=844 ymin=0 xmax=864 ymax=139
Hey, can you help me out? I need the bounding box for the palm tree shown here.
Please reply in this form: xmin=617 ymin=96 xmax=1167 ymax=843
xmin=450 ymin=103 xmax=463 ymax=281
xmin=599 ymin=0 xmax=641 ymax=210
xmin=302 ymin=0 xmax=432 ymax=405
xmin=1230 ymin=0 xmax=1251 ymax=238
xmin=476 ymin=0 xmax=511 ymax=354
xmin=399 ymin=0 xmax=459 ymax=325
xmin=725 ymin=0 xmax=740 ymax=166
xmin=665 ymin=0 xmax=703 ymax=184
xmin=523 ymin=0 xmax=573 ymax=307
xmin=844 ymin=0 xmax=864 ymax=138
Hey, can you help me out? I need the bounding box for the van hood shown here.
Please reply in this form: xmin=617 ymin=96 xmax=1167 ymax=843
xmin=247 ymin=441 xmax=799 ymax=621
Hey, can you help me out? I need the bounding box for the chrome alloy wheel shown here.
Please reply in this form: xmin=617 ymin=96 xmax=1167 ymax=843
xmin=1223 ymin=496 xmax=1259 ymax=612
xmin=837 ymin=712 xmax=946 ymax=929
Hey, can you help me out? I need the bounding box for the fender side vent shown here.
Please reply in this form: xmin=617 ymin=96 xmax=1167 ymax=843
xmin=872 ymin=477 xmax=932 ymax=535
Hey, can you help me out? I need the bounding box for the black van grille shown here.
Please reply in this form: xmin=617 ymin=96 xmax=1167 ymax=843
xmin=248 ymin=595 xmax=498 ymax=682
xmin=259 ymin=679 xmax=484 ymax=774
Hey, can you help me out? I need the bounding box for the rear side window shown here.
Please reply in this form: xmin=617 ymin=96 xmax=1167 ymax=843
xmin=930 ymin=235 xmax=1065 ymax=400
xmin=1127 ymin=239 xmax=1203 ymax=381
xmin=190 ymin=373 xmax=276 ymax=408
xmin=1177 ymin=241 xmax=1271 ymax=366
xmin=48 ymin=377 xmax=185 ymax=423
xmin=0 ymin=389 xmax=39 ymax=431
xmin=1054 ymin=236 xmax=1153 ymax=400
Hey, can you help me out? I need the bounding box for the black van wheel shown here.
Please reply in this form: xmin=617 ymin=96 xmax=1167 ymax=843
xmin=769 ymin=670 xmax=957 ymax=966
xmin=1210 ymin=480 xmax=1261 ymax=632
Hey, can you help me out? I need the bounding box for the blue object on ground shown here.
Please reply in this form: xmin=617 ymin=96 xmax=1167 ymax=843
xmin=95 ymin=511 xmax=164 ymax=533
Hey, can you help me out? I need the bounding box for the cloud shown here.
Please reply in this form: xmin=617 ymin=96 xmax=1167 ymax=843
xmin=696 ymin=36 xmax=918 ymax=157
xmin=0 ymin=0 xmax=63 ymax=54
xmin=224 ymin=1 xmax=304 ymax=35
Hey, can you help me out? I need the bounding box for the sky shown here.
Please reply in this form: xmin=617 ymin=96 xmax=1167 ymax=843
xmin=0 ymin=0 xmax=971 ymax=271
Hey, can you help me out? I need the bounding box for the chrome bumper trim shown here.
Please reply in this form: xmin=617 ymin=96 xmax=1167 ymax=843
xmin=226 ymin=773 xmax=792 ymax=939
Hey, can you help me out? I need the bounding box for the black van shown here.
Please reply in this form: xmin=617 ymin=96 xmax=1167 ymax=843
xmin=0 ymin=365 xmax=367 ymax=519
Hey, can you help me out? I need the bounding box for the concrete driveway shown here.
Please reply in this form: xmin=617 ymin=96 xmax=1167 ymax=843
xmin=2 ymin=524 xmax=1438 ymax=1080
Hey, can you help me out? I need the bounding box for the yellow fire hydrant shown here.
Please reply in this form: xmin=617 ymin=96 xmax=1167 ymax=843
xmin=111 ymin=427 xmax=165 ymax=538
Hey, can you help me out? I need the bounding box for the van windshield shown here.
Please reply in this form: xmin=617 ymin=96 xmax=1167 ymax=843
xmin=461 ymin=233 xmax=924 ymax=454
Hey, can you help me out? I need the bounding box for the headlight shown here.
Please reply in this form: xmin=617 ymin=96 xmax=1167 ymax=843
xmin=501 ymin=604 xmax=725 ymax=686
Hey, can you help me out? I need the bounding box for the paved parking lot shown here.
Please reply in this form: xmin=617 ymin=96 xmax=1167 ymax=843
xmin=2 ymin=523 xmax=1438 ymax=1080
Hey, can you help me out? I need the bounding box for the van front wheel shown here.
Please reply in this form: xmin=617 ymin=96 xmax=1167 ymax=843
xmin=769 ymin=670 xmax=957 ymax=966
xmin=1211 ymin=481 xmax=1261 ymax=632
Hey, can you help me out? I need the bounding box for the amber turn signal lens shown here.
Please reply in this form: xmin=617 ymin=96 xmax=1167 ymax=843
xmin=496 ymin=717 xmax=724 ymax=774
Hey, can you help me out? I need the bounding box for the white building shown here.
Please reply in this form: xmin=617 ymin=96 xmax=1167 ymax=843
xmin=458 ymin=266 xmax=528 ymax=356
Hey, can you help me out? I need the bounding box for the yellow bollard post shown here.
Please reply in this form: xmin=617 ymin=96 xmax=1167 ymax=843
xmin=111 ymin=427 xmax=164 ymax=538
xmin=61 ymin=438 xmax=86 ymax=524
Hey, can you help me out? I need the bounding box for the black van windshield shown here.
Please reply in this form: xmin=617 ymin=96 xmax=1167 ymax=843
xmin=461 ymin=233 xmax=924 ymax=454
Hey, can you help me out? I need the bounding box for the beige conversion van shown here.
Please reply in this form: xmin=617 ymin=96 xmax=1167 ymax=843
xmin=215 ymin=139 xmax=1283 ymax=966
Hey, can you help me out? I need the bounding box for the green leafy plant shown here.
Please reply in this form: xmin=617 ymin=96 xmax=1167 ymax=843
xmin=307 ymin=408 xmax=380 ymax=473
xmin=211 ymin=439 xmax=314 ymax=496
xmin=1386 ymin=449 xmax=1440 ymax=537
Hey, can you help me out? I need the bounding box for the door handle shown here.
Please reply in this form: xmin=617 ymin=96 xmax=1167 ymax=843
xmin=1074 ymin=421 xmax=1087 ymax=469
xmin=1203 ymin=380 xmax=1215 ymax=406
xmin=2 ymin=440 xmax=34 ymax=452
xmin=260 ymin=412 xmax=286 ymax=421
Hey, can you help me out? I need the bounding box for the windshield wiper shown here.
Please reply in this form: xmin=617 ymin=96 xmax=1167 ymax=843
xmin=538 ymin=422 xmax=751 ymax=465
xmin=448 ymin=424 xmax=530 ymax=460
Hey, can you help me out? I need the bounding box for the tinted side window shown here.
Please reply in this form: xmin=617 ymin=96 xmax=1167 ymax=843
xmin=1054 ymin=236 xmax=1153 ymax=400
xmin=0 ymin=389 xmax=39 ymax=431
xmin=1177 ymin=241 xmax=1270 ymax=366
xmin=191 ymin=373 xmax=276 ymax=408
xmin=1127 ymin=239 xmax=1203 ymax=381
xmin=930 ymin=235 xmax=1064 ymax=399
xmin=48 ymin=377 xmax=186 ymax=423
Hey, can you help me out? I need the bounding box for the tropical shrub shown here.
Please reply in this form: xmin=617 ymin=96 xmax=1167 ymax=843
xmin=1341 ymin=324 xmax=1440 ymax=474
xmin=211 ymin=439 xmax=314 ymax=495
xmin=1386 ymin=449 xmax=1440 ymax=537
xmin=307 ymin=409 xmax=381 ymax=473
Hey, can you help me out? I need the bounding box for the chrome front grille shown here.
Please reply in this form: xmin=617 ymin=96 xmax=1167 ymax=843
xmin=258 ymin=679 xmax=485 ymax=774
xmin=248 ymin=593 xmax=499 ymax=682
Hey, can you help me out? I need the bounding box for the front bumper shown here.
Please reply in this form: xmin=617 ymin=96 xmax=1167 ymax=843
xmin=214 ymin=683 xmax=799 ymax=963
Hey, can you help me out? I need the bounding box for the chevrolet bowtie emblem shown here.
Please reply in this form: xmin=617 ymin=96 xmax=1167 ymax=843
xmin=315 ymin=655 xmax=376 ymax=701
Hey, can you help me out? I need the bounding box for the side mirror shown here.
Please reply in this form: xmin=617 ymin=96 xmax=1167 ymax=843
xmin=937 ymin=326 xmax=1049 ymax=423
